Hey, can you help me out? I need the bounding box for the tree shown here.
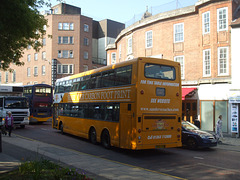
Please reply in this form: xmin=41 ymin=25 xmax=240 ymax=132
xmin=0 ymin=0 xmax=49 ymax=71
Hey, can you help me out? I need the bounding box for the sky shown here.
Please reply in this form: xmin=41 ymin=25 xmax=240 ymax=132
xmin=40 ymin=0 xmax=198 ymax=24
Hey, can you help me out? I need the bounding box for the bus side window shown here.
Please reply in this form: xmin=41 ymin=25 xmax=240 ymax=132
xmin=112 ymin=104 xmax=120 ymax=122
xmin=89 ymin=74 xmax=101 ymax=89
xmin=80 ymin=76 xmax=90 ymax=90
xmin=82 ymin=104 xmax=88 ymax=118
xmin=93 ymin=105 xmax=101 ymax=119
xmin=78 ymin=104 xmax=84 ymax=118
xmin=115 ymin=66 xmax=132 ymax=86
xmin=102 ymin=70 xmax=115 ymax=87
xmin=96 ymin=74 xmax=102 ymax=88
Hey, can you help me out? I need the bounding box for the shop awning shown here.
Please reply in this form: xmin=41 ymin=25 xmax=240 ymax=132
xmin=182 ymin=88 xmax=197 ymax=100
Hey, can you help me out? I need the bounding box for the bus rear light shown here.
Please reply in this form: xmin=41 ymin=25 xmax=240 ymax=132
xmin=176 ymin=92 xmax=179 ymax=97
xmin=138 ymin=136 xmax=141 ymax=140
xmin=177 ymin=128 xmax=181 ymax=132
xmin=177 ymin=134 xmax=181 ymax=138
xmin=140 ymin=90 xmax=144 ymax=94
xmin=138 ymin=129 xmax=141 ymax=133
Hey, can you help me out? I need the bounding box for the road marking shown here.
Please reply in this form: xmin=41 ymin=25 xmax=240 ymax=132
xmin=27 ymin=125 xmax=35 ymax=128
xmin=198 ymin=163 xmax=240 ymax=173
xmin=194 ymin=156 xmax=204 ymax=160
xmin=41 ymin=128 xmax=48 ymax=131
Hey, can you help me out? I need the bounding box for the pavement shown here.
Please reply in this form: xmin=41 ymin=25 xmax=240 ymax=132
xmin=0 ymin=133 xmax=240 ymax=180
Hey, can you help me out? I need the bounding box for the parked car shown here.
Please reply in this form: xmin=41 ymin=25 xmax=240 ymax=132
xmin=182 ymin=121 xmax=217 ymax=149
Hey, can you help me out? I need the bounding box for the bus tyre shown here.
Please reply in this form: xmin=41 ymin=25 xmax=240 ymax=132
xmin=187 ymin=138 xmax=198 ymax=149
xmin=89 ymin=128 xmax=97 ymax=145
xmin=101 ymin=130 xmax=111 ymax=149
xmin=60 ymin=123 xmax=64 ymax=135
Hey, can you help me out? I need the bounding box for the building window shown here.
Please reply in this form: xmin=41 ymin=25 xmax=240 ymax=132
xmin=69 ymin=36 xmax=73 ymax=44
xmin=63 ymin=23 xmax=69 ymax=30
xmin=174 ymin=56 xmax=184 ymax=79
xmin=62 ymin=50 xmax=68 ymax=58
xmin=34 ymin=53 xmax=38 ymax=61
xmin=62 ymin=65 xmax=68 ymax=74
xmin=27 ymin=54 xmax=31 ymax=62
xmin=69 ymin=65 xmax=73 ymax=74
xmin=42 ymin=38 xmax=46 ymax=46
xmin=217 ymin=7 xmax=228 ymax=31
xmin=146 ymin=30 xmax=153 ymax=48
xmin=58 ymin=50 xmax=61 ymax=58
xmin=63 ymin=36 xmax=68 ymax=44
xmin=27 ymin=68 xmax=31 ymax=77
xmin=174 ymin=23 xmax=184 ymax=43
xmin=58 ymin=36 xmax=74 ymax=44
xmin=42 ymin=51 xmax=46 ymax=60
xmin=27 ymin=44 xmax=31 ymax=49
xmin=111 ymin=53 xmax=116 ymax=64
xmin=43 ymin=25 xmax=47 ymax=31
xmin=70 ymin=23 xmax=74 ymax=30
xmin=42 ymin=65 xmax=46 ymax=75
xmin=57 ymin=64 xmax=74 ymax=74
xmin=203 ymin=49 xmax=211 ymax=77
xmin=127 ymin=37 xmax=132 ymax=54
xmin=202 ymin=11 xmax=210 ymax=34
xmin=84 ymin=51 xmax=88 ymax=59
xmin=58 ymin=22 xmax=74 ymax=30
xmin=5 ymin=72 xmax=8 ymax=83
xmin=34 ymin=67 xmax=38 ymax=76
xmin=58 ymin=23 xmax=62 ymax=30
xmin=58 ymin=36 xmax=61 ymax=44
xmin=218 ymin=47 xmax=228 ymax=75
xmin=83 ymin=65 xmax=88 ymax=72
xmin=57 ymin=64 xmax=62 ymax=74
xmin=84 ymin=38 xmax=89 ymax=46
xmin=69 ymin=50 xmax=73 ymax=58
xmin=12 ymin=70 xmax=16 ymax=82
xmin=58 ymin=50 xmax=73 ymax=58
xmin=84 ymin=24 xmax=89 ymax=32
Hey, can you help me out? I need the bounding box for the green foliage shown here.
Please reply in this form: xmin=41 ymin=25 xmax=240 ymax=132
xmin=0 ymin=0 xmax=48 ymax=71
xmin=0 ymin=159 xmax=92 ymax=180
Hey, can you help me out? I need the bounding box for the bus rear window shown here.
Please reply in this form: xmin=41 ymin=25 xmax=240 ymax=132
xmin=35 ymin=87 xmax=52 ymax=96
xmin=144 ymin=63 xmax=176 ymax=80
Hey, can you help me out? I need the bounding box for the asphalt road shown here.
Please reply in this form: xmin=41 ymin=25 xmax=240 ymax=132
xmin=9 ymin=122 xmax=240 ymax=180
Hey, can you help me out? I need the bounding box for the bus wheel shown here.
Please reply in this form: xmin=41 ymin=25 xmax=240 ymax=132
xmin=89 ymin=128 xmax=97 ymax=144
xmin=60 ymin=123 xmax=64 ymax=135
xmin=20 ymin=125 xmax=25 ymax=128
xmin=101 ymin=130 xmax=111 ymax=149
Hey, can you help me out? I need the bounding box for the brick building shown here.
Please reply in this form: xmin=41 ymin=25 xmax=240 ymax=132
xmin=1 ymin=3 xmax=124 ymax=86
xmin=106 ymin=0 xmax=240 ymax=135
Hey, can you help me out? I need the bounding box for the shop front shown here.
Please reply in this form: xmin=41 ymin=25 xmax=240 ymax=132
xmin=182 ymin=88 xmax=198 ymax=125
xmin=199 ymin=84 xmax=229 ymax=134
xmin=228 ymin=90 xmax=240 ymax=137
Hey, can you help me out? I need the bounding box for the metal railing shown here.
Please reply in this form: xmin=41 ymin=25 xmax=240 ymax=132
xmin=92 ymin=57 xmax=107 ymax=65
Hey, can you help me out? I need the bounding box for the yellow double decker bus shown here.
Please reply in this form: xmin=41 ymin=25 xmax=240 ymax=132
xmin=53 ymin=57 xmax=182 ymax=150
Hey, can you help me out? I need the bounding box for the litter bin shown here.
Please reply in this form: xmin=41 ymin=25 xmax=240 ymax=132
xmin=194 ymin=119 xmax=200 ymax=128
